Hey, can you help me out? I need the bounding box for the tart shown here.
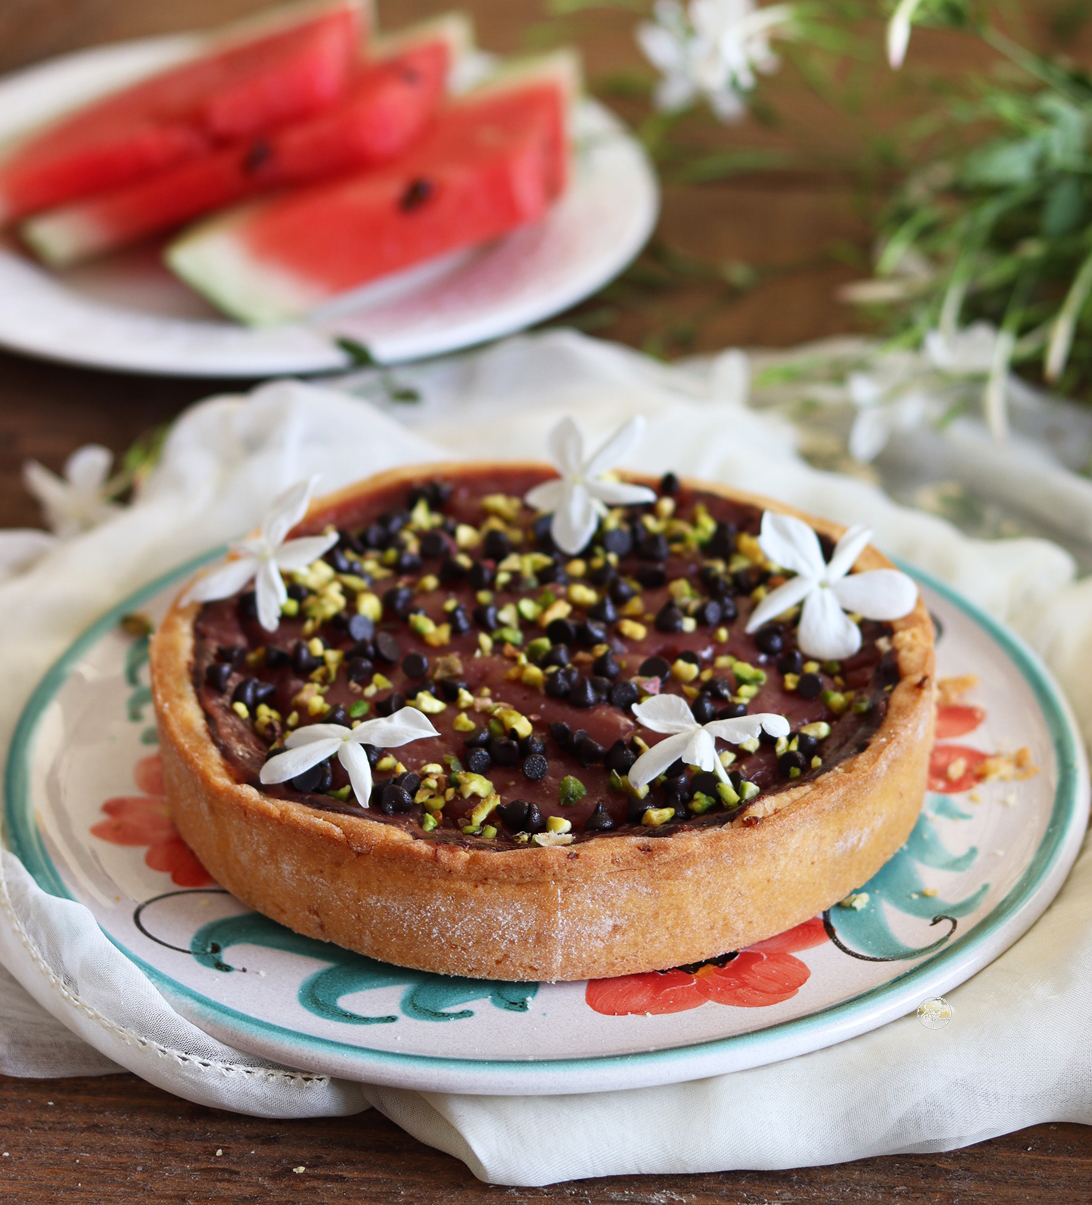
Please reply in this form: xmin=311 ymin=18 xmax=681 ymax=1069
xmin=150 ymin=462 xmax=935 ymax=982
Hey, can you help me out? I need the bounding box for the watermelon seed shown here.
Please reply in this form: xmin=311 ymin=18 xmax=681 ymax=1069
xmin=243 ymin=140 xmax=273 ymax=174
xmin=400 ymin=178 xmax=434 ymax=211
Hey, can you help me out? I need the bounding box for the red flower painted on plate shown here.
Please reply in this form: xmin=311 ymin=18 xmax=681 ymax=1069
xmin=935 ymin=704 xmax=985 ymax=740
xmin=91 ymin=753 xmax=213 ymax=887
xmin=928 ymin=743 xmax=989 ymax=793
xmin=585 ymin=916 xmax=829 ymax=1016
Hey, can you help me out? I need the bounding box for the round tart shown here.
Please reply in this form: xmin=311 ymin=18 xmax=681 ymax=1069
xmin=150 ymin=462 xmax=935 ymax=982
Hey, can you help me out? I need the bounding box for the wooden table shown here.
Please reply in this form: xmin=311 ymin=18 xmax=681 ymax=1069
xmin=2 ymin=2 xmax=1090 ymax=1200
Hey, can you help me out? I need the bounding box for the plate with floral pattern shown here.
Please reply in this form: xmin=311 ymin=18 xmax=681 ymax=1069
xmin=0 ymin=37 xmax=658 ymax=377
xmin=4 ymin=556 xmax=1087 ymax=1094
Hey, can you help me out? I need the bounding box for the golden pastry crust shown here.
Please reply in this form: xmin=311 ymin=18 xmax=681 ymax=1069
xmin=150 ymin=465 xmax=935 ymax=982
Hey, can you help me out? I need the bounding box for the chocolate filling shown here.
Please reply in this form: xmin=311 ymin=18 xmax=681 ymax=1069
xmin=191 ymin=468 xmax=895 ymax=848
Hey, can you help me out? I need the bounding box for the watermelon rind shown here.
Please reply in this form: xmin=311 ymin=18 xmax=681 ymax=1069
xmin=166 ymin=49 xmax=583 ymax=327
xmin=372 ymin=12 xmax=475 ymax=69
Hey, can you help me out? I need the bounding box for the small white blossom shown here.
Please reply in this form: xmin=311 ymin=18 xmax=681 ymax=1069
xmin=260 ymin=709 xmax=439 ymax=807
xmin=22 ymin=445 xmax=117 ymax=538
xmin=524 ymin=417 xmax=655 ymax=556
xmin=637 ymin=0 xmax=791 ymax=123
xmin=925 ymin=322 xmax=1011 ymax=440
xmin=846 ymin=371 xmax=930 ymax=463
xmin=746 ymin=512 xmax=918 ymax=660
xmin=627 ymin=693 xmax=789 ymax=790
xmin=886 ymin=0 xmax=925 ymax=68
xmin=182 ymin=477 xmax=337 ymax=632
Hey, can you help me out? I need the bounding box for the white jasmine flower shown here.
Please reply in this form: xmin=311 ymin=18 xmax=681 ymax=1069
xmin=627 ymin=694 xmax=789 ymax=790
xmin=182 ymin=477 xmax=337 ymax=632
xmin=524 ymin=417 xmax=655 ymax=556
xmin=846 ymin=372 xmax=929 ymax=463
xmin=637 ymin=0 xmax=791 ymax=124
xmin=0 ymin=530 xmax=57 ymax=582
xmin=886 ymin=0 xmax=925 ymax=68
xmin=746 ymin=512 xmax=918 ymax=660
xmin=260 ymin=710 xmax=439 ymax=807
xmin=22 ymin=444 xmax=117 ymax=537
xmin=925 ymin=322 xmax=1011 ymax=440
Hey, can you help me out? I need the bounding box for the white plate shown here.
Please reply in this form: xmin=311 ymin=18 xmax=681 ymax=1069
xmin=0 ymin=37 xmax=659 ymax=375
xmin=5 ymin=560 xmax=1087 ymax=1094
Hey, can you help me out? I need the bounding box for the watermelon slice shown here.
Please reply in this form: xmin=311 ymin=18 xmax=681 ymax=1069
xmin=22 ymin=14 xmax=473 ymax=268
xmin=0 ymin=0 xmax=368 ymax=224
xmin=166 ymin=52 xmax=580 ymax=326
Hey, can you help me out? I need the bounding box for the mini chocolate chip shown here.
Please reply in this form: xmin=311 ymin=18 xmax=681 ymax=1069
xmin=346 ymin=614 xmax=375 ymax=644
xmin=524 ymin=802 xmax=547 ymax=833
xmin=593 ymin=651 xmax=620 ymax=679
xmin=468 ymin=562 xmax=494 ymax=590
xmin=439 ymin=556 xmax=466 ymax=582
xmin=718 ymin=703 xmax=748 ymax=719
xmin=541 ymin=560 xmax=569 ymax=585
xmin=604 ymin=739 xmax=637 ymax=774
xmin=436 ymin=676 xmax=467 ymax=702
xmin=402 ymin=652 xmax=430 ymax=679
xmin=362 ymin=523 xmax=387 ymax=549
xmin=544 ymin=668 xmax=573 ymax=699
xmin=522 ymin=754 xmax=549 ymax=781
xmin=691 ymin=695 xmax=718 ymax=724
xmin=778 ymin=750 xmax=808 ymax=776
xmin=395 ymin=771 xmax=422 ymax=797
xmin=264 ymin=645 xmax=290 ymax=669
xmin=497 ymin=799 xmax=529 ymax=831
xmin=627 ymin=797 xmax=652 ymax=824
xmin=361 ymin=744 xmax=380 ymax=768
xmin=755 ymin=626 xmax=784 ymax=655
xmin=575 ymin=736 xmax=605 ymax=766
xmin=382 ymin=783 xmax=414 ymax=813
xmin=489 ymin=737 xmax=520 ymax=767
xmin=705 ymin=521 xmax=735 ymax=559
xmin=542 ymin=644 xmax=570 ymax=669
xmin=588 ymin=562 xmax=616 ymax=586
xmin=655 ymin=602 xmax=684 ymax=633
xmin=325 ymin=546 xmax=352 ymax=573
xmin=702 ymin=676 xmax=733 ymax=701
xmin=678 ymin=650 xmax=700 ymax=664
xmin=601 ymin=526 xmax=633 ymax=556
xmin=609 ymin=577 xmax=636 ymax=604
xmin=588 ymin=598 xmax=618 ymax=624
xmin=448 ymin=605 xmax=472 ymax=634
xmin=216 ymin=644 xmax=246 ymax=666
xmin=585 ymin=802 xmax=615 ymax=831
xmin=482 ymin=529 xmax=511 ymax=560
xmin=399 ymin=177 xmax=434 ymax=210
xmin=239 ymin=591 xmax=258 ymax=620
xmin=590 ymin=675 xmax=613 ymax=699
xmin=382 ymin=586 xmax=413 ymax=619
xmin=691 ymin=771 xmax=721 ymax=798
xmin=347 ymin=656 xmax=374 ymax=683
xmin=660 ymin=471 xmax=681 ymax=496
xmin=232 ymin=678 xmax=259 ymax=710
xmin=797 ymin=672 xmax=823 ymax=699
xmin=706 ymin=574 xmax=733 ymax=599
xmin=576 ymin=619 xmax=607 ymax=648
xmin=639 ymin=656 xmax=671 ymax=679
xmin=519 ymin=734 xmax=546 ymax=756
xmin=546 ymin=618 xmax=577 ymax=645
xmin=473 ymin=603 xmax=499 ymax=632
xmin=719 ymin=596 xmax=739 ymax=621
xmin=253 ymin=681 xmax=276 ymax=705
xmin=778 ymin=650 xmax=804 ymax=675
xmin=375 ymin=692 xmax=406 ymax=715
xmin=693 ymin=599 xmax=722 ymax=627
xmin=637 ymin=532 xmax=669 ymax=562
xmin=466 ymin=747 xmax=493 ymax=774
xmin=396 ymin=550 xmax=422 ymax=574
xmin=533 ymin=514 xmax=555 ymax=550
xmin=609 ymin=680 xmax=640 ymax=710
xmin=205 ymin=662 xmax=232 ymax=692
xmin=290 ymin=759 xmax=332 ymax=794
xmin=325 ymin=704 xmax=350 ymax=727
xmin=463 ymin=728 xmax=489 ymax=748
xmin=664 ymin=758 xmax=687 ymax=780
xmin=568 ymin=676 xmax=598 ymax=708
xmin=374 ymin=632 xmax=401 ymax=663
xmin=291 ymin=641 xmax=321 ymax=675
xmin=549 ymin=721 xmax=571 ymax=746
xmin=419 ymin=531 xmax=447 ymax=559
xmin=287 ymin=582 xmax=310 ymax=602
xmin=759 ymin=727 xmax=781 ymax=746
xmin=795 ymin=733 xmax=819 ymax=757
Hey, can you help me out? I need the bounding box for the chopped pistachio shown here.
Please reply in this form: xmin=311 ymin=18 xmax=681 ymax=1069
xmin=328 ymin=785 xmax=352 ymax=802
xmin=735 ymin=683 xmax=759 ymax=701
xmin=478 ymin=633 xmax=494 ymax=655
xmin=467 ymin=793 xmax=500 ymax=827
xmin=421 ymin=812 xmax=439 ymax=833
xmin=376 ymin=755 xmax=398 ymax=772
xmin=738 ymin=781 xmax=760 ymax=802
xmin=689 ymin=792 xmax=717 ymax=814
xmin=411 ymin=692 xmax=446 ymax=714
xmin=495 ymin=626 xmax=522 ymax=647
xmin=286 ymin=710 xmax=299 ymax=728
xmin=357 ymin=592 xmax=382 ymax=621
xmin=775 ymin=735 xmax=789 ymax=756
xmin=558 ymin=775 xmax=587 ymax=806
xmin=566 ymin=558 xmax=587 ymax=578
xmin=803 ymin=660 xmax=820 ymax=674
xmin=680 ymin=616 xmax=697 ymax=634
xmin=852 ymin=696 xmax=873 ymax=715
xmin=670 ymin=657 xmax=700 ymax=684
xmin=733 ymin=662 xmax=766 ymax=685
xmin=517 ymin=597 xmax=542 ymax=622
xmin=811 ymin=755 xmax=823 ymax=768
xmin=641 ymin=807 xmax=675 ymax=828
xmin=609 ymin=768 xmax=649 ymax=799
xmin=545 ymin=815 xmax=572 ymax=834
xmin=567 ymin=583 xmax=598 ymax=607
xmin=453 ymin=712 xmax=476 ymax=733
xmin=231 ymin=701 xmax=249 ymax=720
xmin=482 ymin=493 xmax=523 ymax=521
xmin=620 ymin=596 xmax=645 ymax=617
xmin=455 ymin=524 xmax=480 ymax=549
xmin=457 ymin=772 xmax=495 ymax=799
xmin=717 ymin=780 xmax=740 ymax=806
xmin=539 ymin=599 xmax=573 ymax=627
xmin=821 ymin=689 xmax=849 ymax=715
xmin=839 ymin=891 xmax=869 ymax=910
xmin=532 ymin=831 xmax=574 ymax=846
xmin=443 ymin=754 xmax=464 ymax=775
xmin=800 ymin=721 xmax=831 ymax=739
xmin=783 ymin=673 xmax=800 ymax=691
xmin=616 ymin=618 xmax=647 ymax=641
xmin=423 ymin=623 xmax=452 ymax=648
xmin=307 ymin=694 xmax=328 ymax=716
xmin=738 ymin=736 xmax=760 ymax=753
xmin=280 ymin=597 xmax=300 ymax=617
xmin=521 ymin=664 xmax=545 ymax=690
xmin=714 ymin=653 xmax=737 ymax=669
xmin=481 ymin=825 xmax=499 ymax=840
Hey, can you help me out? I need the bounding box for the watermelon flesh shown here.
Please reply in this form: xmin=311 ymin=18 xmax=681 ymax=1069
xmin=22 ymin=27 xmax=464 ymax=268
xmin=166 ymin=53 xmax=579 ymax=326
xmin=0 ymin=0 xmax=366 ymax=223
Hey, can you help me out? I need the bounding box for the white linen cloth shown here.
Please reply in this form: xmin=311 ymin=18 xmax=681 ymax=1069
xmin=1 ymin=330 xmax=1091 ymax=1183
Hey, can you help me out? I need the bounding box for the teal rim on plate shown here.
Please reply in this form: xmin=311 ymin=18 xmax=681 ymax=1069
xmin=4 ymin=556 xmax=1089 ymax=1093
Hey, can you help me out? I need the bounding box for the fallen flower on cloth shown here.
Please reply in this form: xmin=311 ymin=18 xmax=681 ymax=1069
xmin=261 ymin=709 xmax=440 ymax=807
xmin=23 ymin=444 xmax=118 ymax=538
xmin=181 ymin=476 xmax=337 ymax=632
xmin=586 ymin=916 xmax=828 ymax=1014
xmin=524 ymin=416 xmax=655 ymax=556
xmin=628 ymin=694 xmax=788 ymax=789
xmin=747 ymin=512 xmax=918 ymax=660
xmin=91 ymin=753 xmax=213 ymax=887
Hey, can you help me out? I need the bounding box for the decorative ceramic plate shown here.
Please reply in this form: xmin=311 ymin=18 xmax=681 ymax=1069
xmin=5 ymin=559 xmax=1087 ymax=1094
xmin=0 ymin=37 xmax=658 ymax=377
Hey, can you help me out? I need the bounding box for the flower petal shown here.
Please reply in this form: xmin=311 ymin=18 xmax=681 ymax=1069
xmin=825 ymin=525 xmax=872 ymax=583
xmin=274 ymin=533 xmax=339 ymax=571
xmin=832 ymin=568 xmax=918 ymax=620
xmin=352 ymin=708 xmax=439 ymax=748
xmin=745 ymin=573 xmax=814 ymax=633
xmin=847 ymin=408 xmax=893 ymax=464
xmin=181 ymin=557 xmax=258 ymax=606
xmin=259 ymin=739 xmax=340 ymax=784
xmin=680 ymin=727 xmax=717 ymax=771
xmin=338 ymin=740 xmax=373 ymax=807
xmin=551 ymin=484 xmax=599 ymax=556
xmin=64 ymin=444 xmax=112 ymax=491
xmin=632 ymin=694 xmax=697 ymax=734
xmin=263 ymin=477 xmax=319 ymax=548
xmin=255 ymin=556 xmax=286 ymax=632
xmin=584 ymin=416 xmax=646 ymax=478
xmin=628 ymin=731 xmax=691 ymax=789
xmin=797 ymin=587 xmax=862 ymax=660
xmin=524 ymin=479 xmax=566 ymax=514
xmin=546 ymin=416 xmax=584 ymax=477
xmin=705 ymin=712 xmax=790 ymax=743
xmin=587 ymin=479 xmax=657 ymax=507
xmin=286 ymin=723 xmax=351 ymax=746
xmin=757 ymin=512 xmax=826 ymax=578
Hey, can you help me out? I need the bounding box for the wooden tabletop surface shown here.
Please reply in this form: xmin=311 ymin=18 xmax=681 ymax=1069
xmin=1 ymin=1 xmax=1090 ymax=1201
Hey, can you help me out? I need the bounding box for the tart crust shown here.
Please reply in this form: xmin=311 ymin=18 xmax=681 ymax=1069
xmin=150 ymin=465 xmax=935 ymax=982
